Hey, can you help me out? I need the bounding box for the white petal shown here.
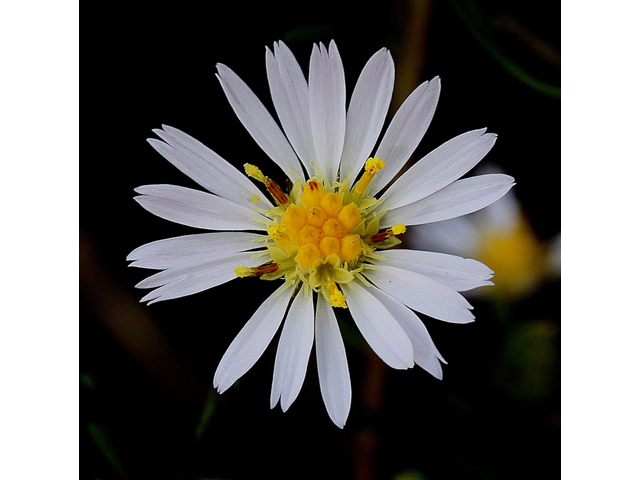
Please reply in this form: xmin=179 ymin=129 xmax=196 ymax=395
xmin=315 ymin=296 xmax=351 ymax=428
xmin=216 ymin=63 xmax=304 ymax=181
xmin=136 ymin=250 xmax=265 ymax=304
xmin=213 ymin=285 xmax=294 ymax=393
xmin=381 ymin=174 xmax=515 ymax=227
xmin=379 ymin=249 xmax=494 ymax=292
xmin=340 ymin=48 xmax=394 ymax=184
xmin=127 ymin=232 xmax=264 ymax=269
xmin=346 ymin=281 xmax=414 ymax=369
xmin=364 ymin=264 xmax=475 ymax=324
xmin=134 ymin=184 xmax=266 ymax=231
xmin=266 ymin=41 xmax=315 ymax=176
xmin=309 ymin=41 xmax=346 ymax=182
xmin=382 ymin=129 xmax=497 ymax=209
xmin=371 ymin=77 xmax=441 ymax=195
xmin=368 ymin=287 xmax=445 ymax=379
xmin=270 ymin=290 xmax=315 ymax=411
xmin=148 ymin=125 xmax=272 ymax=210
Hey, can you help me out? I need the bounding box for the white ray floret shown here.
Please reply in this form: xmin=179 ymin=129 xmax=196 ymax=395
xmin=148 ymin=125 xmax=273 ymax=210
xmin=382 ymin=174 xmax=515 ymax=227
xmin=213 ymin=285 xmax=294 ymax=394
xmin=378 ymin=249 xmax=494 ymax=292
xmin=308 ymin=40 xmax=346 ymax=182
xmin=370 ymin=76 xmax=441 ymax=195
xmin=271 ymin=290 xmax=315 ymax=412
xmin=346 ymin=280 xmax=415 ymax=370
xmin=382 ymin=128 xmax=497 ymax=209
xmin=314 ymin=297 xmax=351 ymax=428
xmin=369 ymin=287 xmax=446 ymax=379
xmin=216 ymin=64 xmax=304 ymax=182
xmin=127 ymin=232 xmax=264 ymax=269
xmin=134 ymin=184 xmax=266 ymax=231
xmin=266 ymin=41 xmax=316 ymax=176
xmin=137 ymin=250 xmax=265 ymax=305
xmin=364 ymin=265 xmax=476 ymax=324
xmin=340 ymin=47 xmax=395 ymax=182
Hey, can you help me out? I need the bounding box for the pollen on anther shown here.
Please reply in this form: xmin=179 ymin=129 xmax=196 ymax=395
xmin=235 ymin=263 xmax=279 ymax=278
xmin=235 ymin=266 xmax=252 ymax=278
xmin=364 ymin=157 xmax=385 ymax=174
xmin=268 ymin=224 xmax=289 ymax=246
xmin=391 ymin=222 xmax=406 ymax=235
xmin=354 ymin=157 xmax=386 ymax=194
xmin=328 ymin=282 xmax=347 ymax=309
xmin=244 ymin=163 xmax=265 ymax=183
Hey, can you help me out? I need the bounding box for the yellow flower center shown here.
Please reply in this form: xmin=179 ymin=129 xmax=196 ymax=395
xmin=271 ymin=180 xmax=363 ymax=268
xmin=236 ymin=159 xmax=407 ymax=308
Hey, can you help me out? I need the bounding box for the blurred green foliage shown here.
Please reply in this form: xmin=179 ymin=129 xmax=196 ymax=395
xmin=449 ymin=0 xmax=560 ymax=97
xmin=495 ymin=320 xmax=558 ymax=402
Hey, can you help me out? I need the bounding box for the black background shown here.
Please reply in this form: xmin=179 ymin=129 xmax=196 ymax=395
xmin=81 ymin=1 xmax=559 ymax=479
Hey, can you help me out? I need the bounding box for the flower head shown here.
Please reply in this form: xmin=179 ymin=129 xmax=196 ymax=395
xmin=128 ymin=40 xmax=514 ymax=428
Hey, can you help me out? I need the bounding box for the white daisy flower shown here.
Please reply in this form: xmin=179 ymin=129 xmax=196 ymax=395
xmin=128 ymin=40 xmax=515 ymax=428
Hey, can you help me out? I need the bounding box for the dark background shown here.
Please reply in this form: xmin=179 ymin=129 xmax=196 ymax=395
xmin=81 ymin=1 xmax=560 ymax=479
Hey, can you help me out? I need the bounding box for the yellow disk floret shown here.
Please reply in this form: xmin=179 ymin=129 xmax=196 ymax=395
xmin=296 ymin=243 xmax=321 ymax=269
xmin=340 ymin=235 xmax=362 ymax=261
xmin=301 ymin=180 xmax=326 ymax=207
xmin=282 ymin=205 xmax=307 ymax=231
xmin=338 ymin=203 xmax=361 ymax=232
xmin=319 ymin=236 xmax=341 ymax=257
xmin=299 ymin=225 xmax=321 ymax=245
xmin=307 ymin=207 xmax=328 ymax=228
xmin=322 ymin=218 xmax=344 ymax=238
xmin=320 ymin=192 xmax=343 ymax=216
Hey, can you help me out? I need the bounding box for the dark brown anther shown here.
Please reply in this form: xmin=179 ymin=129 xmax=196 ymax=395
xmin=368 ymin=230 xmax=393 ymax=244
xmin=252 ymin=263 xmax=280 ymax=275
xmin=265 ymin=177 xmax=289 ymax=206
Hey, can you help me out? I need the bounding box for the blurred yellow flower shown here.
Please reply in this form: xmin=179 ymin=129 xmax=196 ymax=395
xmin=476 ymin=217 xmax=546 ymax=298
xmin=409 ymin=173 xmax=557 ymax=299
